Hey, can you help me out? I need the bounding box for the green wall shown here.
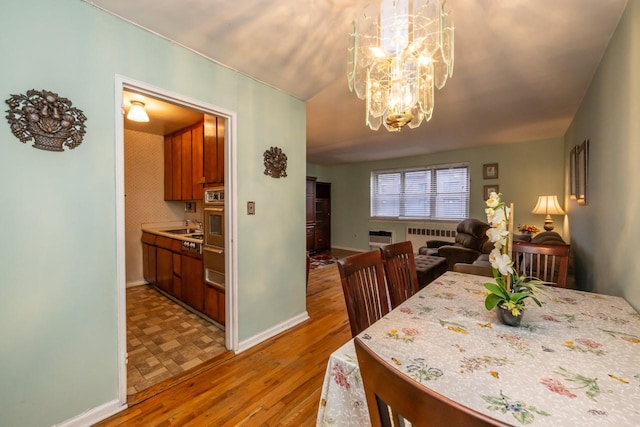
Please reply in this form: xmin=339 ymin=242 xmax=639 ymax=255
xmin=311 ymin=137 xmax=565 ymax=251
xmin=0 ymin=1 xmax=305 ymax=425
xmin=306 ymin=163 xmax=332 ymax=182
xmin=564 ymin=0 xmax=640 ymax=310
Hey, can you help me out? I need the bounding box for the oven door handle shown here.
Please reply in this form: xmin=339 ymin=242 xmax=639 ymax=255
xmin=204 ymin=246 xmax=224 ymax=255
xmin=205 ymin=207 xmax=224 ymax=212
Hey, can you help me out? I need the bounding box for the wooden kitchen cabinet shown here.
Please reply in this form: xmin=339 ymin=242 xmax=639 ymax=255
xmin=155 ymin=236 xmax=182 ymax=297
xmin=203 ymin=284 xmax=225 ymax=325
xmin=172 ymin=252 xmax=182 ymax=299
xmin=141 ymin=233 xmax=221 ymax=325
xmin=141 ymin=232 xmax=157 ymax=284
xmin=181 ymin=254 xmax=204 ymax=312
xmin=164 ymin=120 xmax=204 ymax=201
xmin=204 ymin=114 xmax=224 ymax=185
xmin=164 ymin=116 xmax=224 ymax=201
xmin=156 ymin=246 xmax=173 ymax=294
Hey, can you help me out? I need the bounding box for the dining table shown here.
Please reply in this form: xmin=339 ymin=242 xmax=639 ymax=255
xmin=316 ymin=271 xmax=640 ymax=426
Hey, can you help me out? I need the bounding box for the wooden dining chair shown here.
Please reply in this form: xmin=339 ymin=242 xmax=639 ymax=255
xmin=337 ymin=250 xmax=392 ymax=337
xmin=354 ymin=337 xmax=510 ymax=427
xmin=512 ymin=241 xmax=571 ymax=287
xmin=380 ymin=241 xmax=420 ymax=308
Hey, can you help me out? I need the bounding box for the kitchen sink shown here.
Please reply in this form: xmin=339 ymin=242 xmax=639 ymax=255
xmin=166 ymin=228 xmax=200 ymax=234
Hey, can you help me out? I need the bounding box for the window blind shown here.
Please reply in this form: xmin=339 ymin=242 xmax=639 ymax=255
xmin=371 ymin=163 xmax=469 ymax=220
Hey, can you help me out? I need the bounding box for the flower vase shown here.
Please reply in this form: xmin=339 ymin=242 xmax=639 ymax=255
xmin=496 ymin=306 xmax=522 ymax=327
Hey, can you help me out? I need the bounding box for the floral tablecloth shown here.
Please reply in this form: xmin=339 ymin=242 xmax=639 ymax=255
xmin=317 ymin=271 xmax=640 ymax=426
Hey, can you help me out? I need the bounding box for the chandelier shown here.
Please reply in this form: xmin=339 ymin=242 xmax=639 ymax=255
xmin=347 ymin=0 xmax=454 ymax=131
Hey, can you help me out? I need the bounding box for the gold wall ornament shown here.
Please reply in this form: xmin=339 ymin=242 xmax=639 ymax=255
xmin=5 ymin=89 xmax=87 ymax=151
xmin=263 ymin=146 xmax=287 ymax=178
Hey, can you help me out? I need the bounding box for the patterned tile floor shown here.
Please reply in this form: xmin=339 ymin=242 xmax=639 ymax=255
xmin=126 ymin=285 xmax=226 ymax=395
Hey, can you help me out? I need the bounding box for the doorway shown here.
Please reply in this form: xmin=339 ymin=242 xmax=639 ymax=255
xmin=115 ymin=76 xmax=238 ymax=406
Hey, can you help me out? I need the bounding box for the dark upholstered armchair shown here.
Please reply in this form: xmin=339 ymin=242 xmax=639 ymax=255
xmin=419 ymin=219 xmax=493 ymax=271
xmin=530 ymin=231 xmax=566 ymax=245
xmin=453 ymin=231 xmax=569 ymax=279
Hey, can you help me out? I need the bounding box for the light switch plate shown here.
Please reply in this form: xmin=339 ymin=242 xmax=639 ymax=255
xmin=247 ymin=201 xmax=255 ymax=215
xmin=185 ymin=202 xmax=196 ymax=212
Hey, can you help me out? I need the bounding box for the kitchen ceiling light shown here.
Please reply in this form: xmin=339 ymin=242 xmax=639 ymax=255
xmin=347 ymin=0 xmax=454 ymax=132
xmin=127 ymin=100 xmax=150 ymax=122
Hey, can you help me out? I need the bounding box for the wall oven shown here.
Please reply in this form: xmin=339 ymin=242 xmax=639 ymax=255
xmin=203 ymin=186 xmax=225 ymax=292
xmin=204 ymin=246 xmax=225 ymax=291
xmin=204 ymin=187 xmax=224 ymax=248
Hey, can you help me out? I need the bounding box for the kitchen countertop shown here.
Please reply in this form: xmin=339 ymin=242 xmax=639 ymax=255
xmin=141 ymin=222 xmax=203 ymax=243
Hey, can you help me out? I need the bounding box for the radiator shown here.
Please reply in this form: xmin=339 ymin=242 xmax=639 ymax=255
xmin=368 ymin=230 xmax=394 ymax=249
xmin=406 ymin=224 xmax=457 ymax=252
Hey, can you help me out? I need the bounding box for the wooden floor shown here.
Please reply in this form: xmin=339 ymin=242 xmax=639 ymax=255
xmin=97 ymin=249 xmax=356 ymax=426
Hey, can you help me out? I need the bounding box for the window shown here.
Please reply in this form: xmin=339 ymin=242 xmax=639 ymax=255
xmin=370 ymin=163 xmax=469 ymax=220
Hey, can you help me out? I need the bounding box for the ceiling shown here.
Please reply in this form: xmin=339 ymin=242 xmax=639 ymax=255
xmin=91 ymin=0 xmax=628 ymax=164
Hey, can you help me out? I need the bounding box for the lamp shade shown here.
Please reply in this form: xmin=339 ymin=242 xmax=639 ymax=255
xmin=531 ymin=195 xmax=565 ymax=215
xmin=127 ymin=100 xmax=150 ymax=122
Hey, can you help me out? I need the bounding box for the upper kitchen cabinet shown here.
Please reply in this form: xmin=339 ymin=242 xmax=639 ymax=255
xmin=204 ymin=114 xmax=224 ymax=186
xmin=164 ymin=116 xmax=225 ymax=201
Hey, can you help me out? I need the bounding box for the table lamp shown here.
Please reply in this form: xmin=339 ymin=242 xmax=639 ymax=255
xmin=531 ymin=195 xmax=565 ymax=231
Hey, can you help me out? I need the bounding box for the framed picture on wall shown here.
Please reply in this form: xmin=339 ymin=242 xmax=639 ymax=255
xmin=484 ymin=185 xmax=499 ymax=200
xmin=483 ymin=163 xmax=499 ymax=179
xmin=569 ymin=146 xmax=577 ymax=199
xmin=577 ymin=139 xmax=589 ymax=205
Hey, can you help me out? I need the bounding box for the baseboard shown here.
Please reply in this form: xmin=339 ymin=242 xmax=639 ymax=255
xmin=237 ymin=311 xmax=309 ymax=353
xmin=54 ymin=398 xmax=125 ymax=427
xmin=126 ymin=279 xmax=147 ymax=288
xmin=331 ymin=245 xmax=365 ymax=253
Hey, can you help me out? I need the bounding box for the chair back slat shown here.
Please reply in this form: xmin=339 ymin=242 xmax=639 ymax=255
xmin=354 ymin=337 xmax=510 ymax=427
xmin=512 ymin=241 xmax=570 ymax=287
xmin=338 ymin=251 xmax=391 ymax=337
xmin=380 ymin=241 xmax=420 ymax=308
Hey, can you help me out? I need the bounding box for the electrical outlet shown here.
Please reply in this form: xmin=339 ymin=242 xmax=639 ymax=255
xmin=247 ymin=201 xmax=255 ymax=215
xmin=184 ymin=202 xmax=196 ymax=212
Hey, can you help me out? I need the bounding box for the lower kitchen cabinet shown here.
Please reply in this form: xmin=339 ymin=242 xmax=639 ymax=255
xmin=203 ymin=283 xmax=225 ymax=325
xmin=155 ymin=236 xmax=182 ymax=298
xmin=141 ymin=232 xmax=157 ymax=284
xmin=181 ymin=254 xmax=204 ymax=311
xmin=142 ymin=232 xmax=223 ymax=325
xmin=156 ymin=247 xmax=173 ymax=294
xmin=172 ymin=252 xmax=182 ymax=298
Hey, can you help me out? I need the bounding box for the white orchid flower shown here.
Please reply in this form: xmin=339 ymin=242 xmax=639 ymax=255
xmin=490 ymin=251 xmax=514 ymax=276
xmin=492 ymin=208 xmax=507 ymax=225
xmin=485 ymin=207 xmax=495 ymax=223
xmin=486 ymin=226 xmax=507 ymax=245
xmin=486 ymin=192 xmax=500 ymax=208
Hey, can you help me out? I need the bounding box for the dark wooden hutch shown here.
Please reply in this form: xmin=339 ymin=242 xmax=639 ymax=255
xmin=306 ymin=176 xmax=331 ymax=254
